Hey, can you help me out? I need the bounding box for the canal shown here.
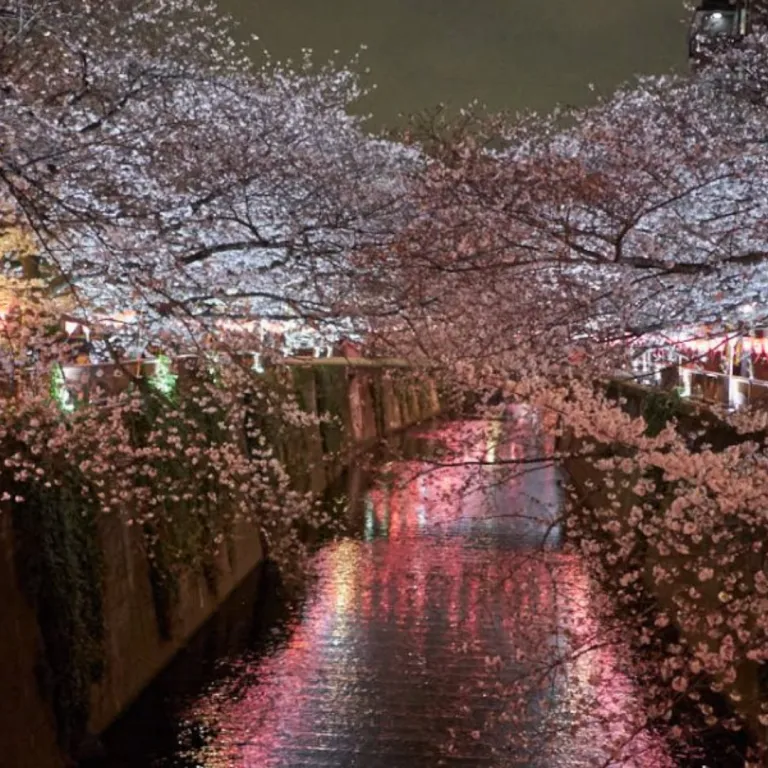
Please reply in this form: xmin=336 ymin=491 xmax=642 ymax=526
xmin=220 ymin=0 xmax=688 ymax=124
xmin=95 ymin=411 xmax=682 ymax=767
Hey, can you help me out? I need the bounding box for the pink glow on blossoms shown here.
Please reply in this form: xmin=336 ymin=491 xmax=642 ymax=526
xmin=173 ymin=419 xmax=674 ymax=767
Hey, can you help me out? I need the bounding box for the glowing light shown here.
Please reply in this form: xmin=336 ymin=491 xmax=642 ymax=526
xmin=149 ymin=354 xmax=177 ymax=396
xmin=680 ymin=368 xmax=692 ymax=398
xmin=729 ymin=375 xmax=747 ymax=410
xmin=50 ymin=364 xmax=75 ymax=413
xmin=364 ymin=498 xmax=375 ymax=541
xmin=485 ymin=419 xmax=502 ymax=463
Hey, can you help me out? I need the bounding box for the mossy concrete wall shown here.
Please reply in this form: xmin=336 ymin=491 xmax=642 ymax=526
xmin=0 ymin=359 xmax=440 ymax=768
xmin=87 ymin=516 xmax=264 ymax=737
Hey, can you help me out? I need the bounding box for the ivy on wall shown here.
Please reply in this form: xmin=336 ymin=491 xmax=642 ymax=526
xmin=11 ymin=473 xmax=104 ymax=753
xmin=641 ymin=389 xmax=682 ymax=437
xmin=313 ymin=364 xmax=351 ymax=458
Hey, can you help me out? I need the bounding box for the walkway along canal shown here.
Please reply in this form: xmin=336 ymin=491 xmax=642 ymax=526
xmin=98 ymin=410 xmax=696 ymax=767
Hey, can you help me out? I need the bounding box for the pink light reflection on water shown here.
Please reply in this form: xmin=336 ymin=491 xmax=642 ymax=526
xmin=176 ymin=417 xmax=675 ymax=768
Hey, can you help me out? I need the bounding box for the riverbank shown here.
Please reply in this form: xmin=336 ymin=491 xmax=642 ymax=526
xmin=0 ymin=360 xmax=440 ymax=768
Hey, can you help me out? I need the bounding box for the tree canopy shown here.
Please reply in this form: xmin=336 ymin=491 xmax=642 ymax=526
xmin=5 ymin=1 xmax=768 ymax=765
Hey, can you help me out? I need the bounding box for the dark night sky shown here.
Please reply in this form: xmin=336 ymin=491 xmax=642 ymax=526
xmin=220 ymin=0 xmax=688 ymax=125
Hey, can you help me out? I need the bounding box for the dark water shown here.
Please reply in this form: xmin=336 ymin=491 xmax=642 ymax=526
xmin=97 ymin=412 xmax=684 ymax=767
xmin=220 ymin=0 xmax=688 ymax=124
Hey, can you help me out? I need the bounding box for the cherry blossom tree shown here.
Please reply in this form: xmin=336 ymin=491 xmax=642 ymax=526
xmin=0 ymin=0 xmax=416 ymax=353
xmin=5 ymin=0 xmax=768 ymax=764
xmin=0 ymin=5 xmax=406 ymax=751
xmin=366 ymin=69 xmax=768 ymax=370
xmin=344 ymin=24 xmax=768 ymax=765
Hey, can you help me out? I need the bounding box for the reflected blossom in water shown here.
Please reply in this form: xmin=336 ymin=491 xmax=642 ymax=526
xmin=174 ymin=416 xmax=674 ymax=768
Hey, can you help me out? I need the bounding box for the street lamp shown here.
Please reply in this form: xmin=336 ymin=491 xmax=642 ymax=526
xmin=688 ymin=1 xmax=749 ymax=64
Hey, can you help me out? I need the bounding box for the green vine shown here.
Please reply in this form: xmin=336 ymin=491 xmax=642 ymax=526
xmin=642 ymin=389 xmax=682 ymax=437
xmin=369 ymin=373 xmax=386 ymax=436
xmin=11 ymin=478 xmax=104 ymax=753
xmin=148 ymin=354 xmax=177 ymax=397
xmin=313 ymin=364 xmax=350 ymax=457
xmin=50 ymin=363 xmax=75 ymax=413
xmin=126 ymin=382 xmax=232 ymax=636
